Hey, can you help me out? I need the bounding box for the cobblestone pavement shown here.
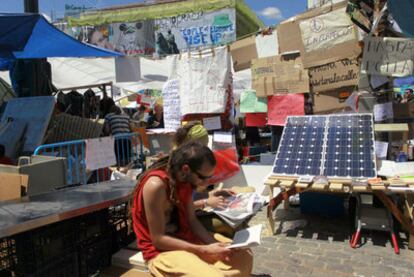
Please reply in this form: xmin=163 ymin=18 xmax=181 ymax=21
xmin=249 ymin=204 xmax=414 ymax=277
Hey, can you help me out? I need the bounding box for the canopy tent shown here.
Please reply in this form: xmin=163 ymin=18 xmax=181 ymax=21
xmin=0 ymin=13 xmax=122 ymax=60
xmin=0 ymin=56 xmax=251 ymax=102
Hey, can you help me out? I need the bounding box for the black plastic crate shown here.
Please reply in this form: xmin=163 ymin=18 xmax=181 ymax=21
xmin=13 ymin=219 xmax=77 ymax=274
xmin=0 ymin=237 xmax=17 ymax=271
xmin=77 ymin=209 xmax=110 ymax=243
xmin=78 ymin=236 xmax=112 ymax=277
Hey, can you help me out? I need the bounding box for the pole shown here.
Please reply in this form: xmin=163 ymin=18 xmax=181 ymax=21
xmin=24 ymin=0 xmax=39 ymax=13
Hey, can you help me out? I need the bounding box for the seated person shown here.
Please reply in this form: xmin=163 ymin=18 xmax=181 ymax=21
xmin=131 ymin=142 xmax=253 ymax=276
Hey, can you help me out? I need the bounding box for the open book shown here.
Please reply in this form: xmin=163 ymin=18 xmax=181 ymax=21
xmin=226 ymin=224 xmax=262 ymax=249
xmin=213 ymin=192 xmax=266 ymax=228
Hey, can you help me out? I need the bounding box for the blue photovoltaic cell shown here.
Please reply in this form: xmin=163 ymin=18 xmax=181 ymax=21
xmin=272 ymin=114 xmax=376 ymax=178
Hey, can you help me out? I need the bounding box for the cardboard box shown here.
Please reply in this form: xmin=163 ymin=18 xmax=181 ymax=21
xmin=230 ymin=35 xmax=258 ymax=72
xmin=393 ymin=103 xmax=414 ymax=119
xmin=251 ymin=55 xmax=309 ymax=96
xmin=312 ymin=91 xmax=352 ymax=114
xmin=0 ymin=172 xmax=28 ymax=201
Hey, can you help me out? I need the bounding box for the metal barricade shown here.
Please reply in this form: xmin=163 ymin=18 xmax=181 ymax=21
xmin=34 ymin=133 xmax=143 ymax=185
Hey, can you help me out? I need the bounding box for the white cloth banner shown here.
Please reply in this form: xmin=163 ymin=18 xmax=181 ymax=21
xmin=361 ymin=37 xmax=414 ymax=77
xmin=115 ymin=56 xmax=141 ymax=82
xmin=162 ymin=79 xmax=182 ymax=131
xmin=85 ymin=137 xmax=117 ymax=171
xmin=299 ymin=7 xmax=356 ymax=52
xmin=168 ymin=46 xmax=229 ymax=115
xmin=255 ymin=32 xmax=279 ymax=58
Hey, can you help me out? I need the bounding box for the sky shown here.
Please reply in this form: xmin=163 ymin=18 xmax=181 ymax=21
xmin=1 ymin=0 xmax=307 ymax=26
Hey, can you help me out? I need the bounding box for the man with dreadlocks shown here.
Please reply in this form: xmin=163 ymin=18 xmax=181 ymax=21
xmin=131 ymin=141 xmax=253 ymax=277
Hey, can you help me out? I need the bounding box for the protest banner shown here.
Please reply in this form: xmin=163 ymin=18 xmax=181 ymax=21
xmin=361 ymin=37 xmax=414 ymax=77
xmin=245 ymin=113 xmax=267 ymax=127
xmin=251 ymin=55 xmax=309 ymax=97
xmin=169 ymin=46 xmax=230 ymax=115
xmin=162 ymin=79 xmax=182 ymax=131
xmin=309 ymin=57 xmax=359 ymax=93
xmin=267 ymin=94 xmax=305 ymax=126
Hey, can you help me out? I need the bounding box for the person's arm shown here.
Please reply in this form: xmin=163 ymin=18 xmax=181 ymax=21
xmin=186 ymin=199 xmax=217 ymax=245
xmin=143 ymin=177 xmax=230 ymax=259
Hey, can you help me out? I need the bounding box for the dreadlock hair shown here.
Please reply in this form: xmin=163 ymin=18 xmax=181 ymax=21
xmin=134 ymin=141 xmax=216 ymax=204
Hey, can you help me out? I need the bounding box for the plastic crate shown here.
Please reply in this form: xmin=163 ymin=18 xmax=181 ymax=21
xmin=109 ymin=203 xmax=134 ymax=252
xmin=0 ymin=237 xmax=17 ymax=271
xmin=77 ymin=209 xmax=110 ymax=243
xmin=14 ymin=219 xmax=77 ymax=275
xmin=78 ymin=236 xmax=112 ymax=277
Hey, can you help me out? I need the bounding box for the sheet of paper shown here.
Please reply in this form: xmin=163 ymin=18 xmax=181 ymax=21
xmin=373 ymin=102 xmax=393 ymax=121
xmin=377 ymin=160 xmax=396 ymax=177
xmin=162 ymin=79 xmax=182 ymax=131
xmin=268 ymin=94 xmax=305 ymax=126
xmin=240 ymin=90 xmax=267 ymax=113
xmin=375 ymin=141 xmax=388 ymax=159
xmin=227 ymin=224 xmax=262 ymax=249
xmin=169 ymin=46 xmax=229 ymax=115
xmin=255 ymin=32 xmax=279 ymax=58
xmin=245 ymin=113 xmax=267 ymax=127
xmin=203 ymin=116 xmax=222 ymax=131
xmin=85 ymin=137 xmax=116 ymax=171
xmin=213 ymin=131 xmax=233 ymax=144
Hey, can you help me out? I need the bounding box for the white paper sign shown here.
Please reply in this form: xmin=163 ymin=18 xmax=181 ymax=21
xmin=85 ymin=137 xmax=116 ymax=171
xmin=361 ymin=37 xmax=414 ymax=77
xmin=169 ymin=46 xmax=229 ymax=115
xmin=375 ymin=141 xmax=388 ymax=159
xmin=162 ymin=79 xmax=182 ymax=131
xmin=370 ymin=75 xmax=389 ymax=89
xmin=203 ymin=116 xmax=222 ymax=131
xmin=213 ymin=131 xmax=232 ymax=144
xmin=299 ymin=7 xmax=356 ymax=52
xmin=255 ymin=32 xmax=279 ymax=58
xmin=373 ymin=102 xmax=394 ymax=121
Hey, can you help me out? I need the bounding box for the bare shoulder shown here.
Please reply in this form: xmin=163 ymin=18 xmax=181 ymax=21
xmin=142 ymin=176 xmax=167 ymax=195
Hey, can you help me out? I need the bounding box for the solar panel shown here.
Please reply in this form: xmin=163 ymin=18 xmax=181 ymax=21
xmin=272 ymin=114 xmax=376 ymax=179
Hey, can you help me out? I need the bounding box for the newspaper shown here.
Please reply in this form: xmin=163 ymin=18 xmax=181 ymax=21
xmin=213 ymin=193 xmax=265 ymax=228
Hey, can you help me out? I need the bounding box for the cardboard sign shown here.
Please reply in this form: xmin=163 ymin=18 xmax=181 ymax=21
xmin=0 ymin=172 xmax=28 ymax=201
xmin=309 ymin=58 xmax=359 ymax=93
xmin=312 ymin=91 xmax=351 ymax=114
xmin=251 ymin=55 xmax=309 ymax=97
xmin=230 ymin=35 xmax=258 ymax=72
xmin=277 ymin=2 xmax=361 ymax=68
xmin=255 ymin=32 xmax=279 ymax=58
xmin=361 ymin=37 xmax=414 ymax=77
xmin=245 ymin=113 xmax=267 ymax=127
xmin=300 ymin=7 xmax=356 ymax=53
xmin=267 ymin=94 xmax=305 ymax=126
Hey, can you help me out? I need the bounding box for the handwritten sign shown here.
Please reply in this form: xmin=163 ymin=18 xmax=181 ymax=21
xmin=255 ymin=32 xmax=279 ymax=58
xmin=162 ymin=79 xmax=182 ymax=131
xmin=299 ymin=7 xmax=356 ymax=52
xmin=361 ymin=37 xmax=414 ymax=77
xmin=170 ymin=46 xmax=229 ymax=115
xmin=85 ymin=137 xmax=116 ymax=171
xmin=268 ymin=94 xmax=305 ymax=126
xmin=240 ymin=90 xmax=267 ymax=113
xmin=373 ymin=102 xmax=394 ymax=122
xmin=309 ymin=58 xmax=359 ymax=93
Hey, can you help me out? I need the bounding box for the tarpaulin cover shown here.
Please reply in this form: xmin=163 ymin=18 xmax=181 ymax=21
xmin=0 ymin=13 xmax=122 ymax=59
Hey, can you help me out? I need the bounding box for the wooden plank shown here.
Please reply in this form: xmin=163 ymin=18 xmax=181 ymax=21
xmin=370 ymin=185 xmax=387 ymax=191
xmin=280 ymin=180 xmax=294 ymax=188
xmin=295 ymin=182 xmax=309 ymax=189
xmin=329 ymin=183 xmax=343 ymax=191
xmin=264 ymin=178 xmax=279 ymax=186
xmin=311 ymin=183 xmax=327 ymax=191
xmin=352 ymin=186 xmax=369 ymax=192
xmin=374 ymin=123 xmax=409 ymax=132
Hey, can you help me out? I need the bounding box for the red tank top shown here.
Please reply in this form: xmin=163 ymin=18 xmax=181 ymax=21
xmin=131 ymin=169 xmax=200 ymax=261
